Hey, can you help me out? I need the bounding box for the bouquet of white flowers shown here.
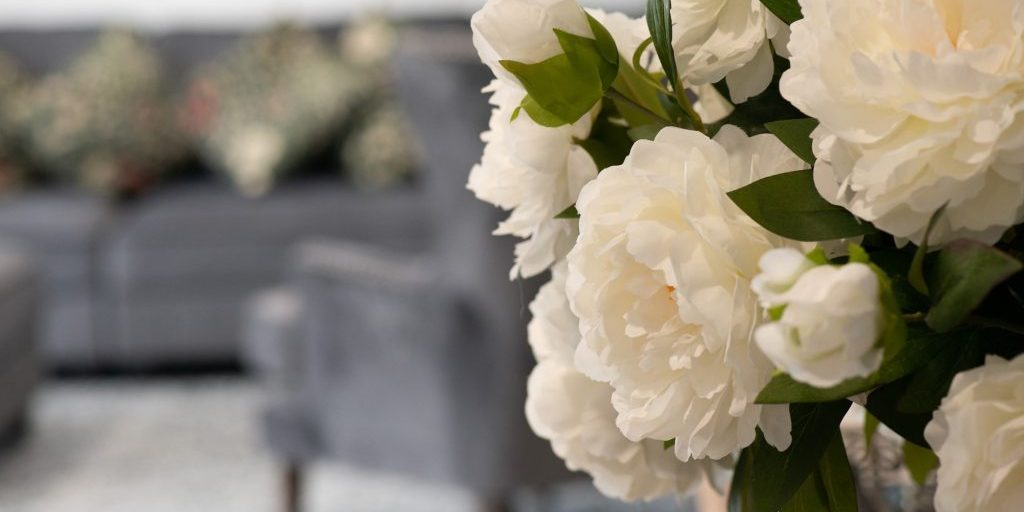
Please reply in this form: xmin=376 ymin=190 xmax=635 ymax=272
xmin=468 ymin=0 xmax=1024 ymax=510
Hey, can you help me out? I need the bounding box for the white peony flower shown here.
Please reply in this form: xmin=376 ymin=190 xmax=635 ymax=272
xmin=567 ymin=126 xmax=808 ymax=461
xmin=753 ymin=249 xmax=884 ymax=388
xmin=472 ymin=0 xmax=592 ymax=86
xmin=925 ymin=354 xmax=1024 ymax=512
xmin=468 ymin=79 xmax=598 ymax=278
xmin=671 ymin=0 xmax=789 ymax=103
xmin=781 ymin=0 xmax=1024 ymax=246
xmin=526 ymin=263 xmax=708 ymax=502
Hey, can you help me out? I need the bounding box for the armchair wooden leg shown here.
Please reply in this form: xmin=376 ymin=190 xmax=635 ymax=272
xmin=283 ymin=461 xmax=304 ymax=512
xmin=481 ymin=494 xmax=512 ymax=512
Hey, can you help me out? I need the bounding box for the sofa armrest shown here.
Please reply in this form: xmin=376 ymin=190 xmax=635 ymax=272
xmin=242 ymin=288 xmax=304 ymax=390
xmin=289 ymin=238 xmax=436 ymax=292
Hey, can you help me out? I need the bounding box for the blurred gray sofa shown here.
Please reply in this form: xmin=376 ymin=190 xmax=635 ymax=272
xmin=0 ymin=240 xmax=41 ymax=447
xmin=243 ymin=31 xmax=572 ymax=511
xmin=0 ymin=28 xmax=435 ymax=370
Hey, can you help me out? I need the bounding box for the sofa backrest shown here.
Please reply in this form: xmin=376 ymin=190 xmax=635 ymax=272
xmin=391 ymin=25 xmax=509 ymax=287
xmin=0 ymin=27 xmax=341 ymax=87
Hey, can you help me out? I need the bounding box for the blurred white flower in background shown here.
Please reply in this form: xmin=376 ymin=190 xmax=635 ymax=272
xmin=566 ymin=126 xmax=808 ymax=462
xmin=782 ymin=0 xmax=1024 ymax=246
xmin=926 ymin=354 xmax=1024 ymax=512
xmin=753 ymin=248 xmax=884 ymax=388
xmin=526 ymin=263 xmax=709 ymax=501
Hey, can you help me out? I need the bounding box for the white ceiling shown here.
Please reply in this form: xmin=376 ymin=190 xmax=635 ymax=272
xmin=0 ymin=0 xmax=639 ymax=31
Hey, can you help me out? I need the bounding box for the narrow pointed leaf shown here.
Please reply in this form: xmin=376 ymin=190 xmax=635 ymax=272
xmin=902 ymin=441 xmax=938 ymax=486
xmin=645 ymin=0 xmax=678 ymax=87
xmin=783 ymin=433 xmax=858 ymax=512
xmin=925 ymin=240 xmax=1022 ymax=332
xmin=728 ymin=170 xmax=878 ymax=241
xmin=760 ymin=0 xmax=803 ymax=24
xmin=728 ymin=401 xmax=852 ymax=512
xmin=766 ymin=118 xmax=818 ymax=165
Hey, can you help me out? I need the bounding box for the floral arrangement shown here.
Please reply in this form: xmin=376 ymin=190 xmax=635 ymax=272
xmin=468 ymin=0 xmax=1024 ymax=510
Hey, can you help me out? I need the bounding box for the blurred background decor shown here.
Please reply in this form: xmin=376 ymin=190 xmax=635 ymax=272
xmin=182 ymin=23 xmax=371 ymax=196
xmin=0 ymin=2 xmax=707 ymax=512
xmin=8 ymin=29 xmax=186 ymax=198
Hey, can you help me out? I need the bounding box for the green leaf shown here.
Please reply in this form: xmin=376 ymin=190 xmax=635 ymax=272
xmin=610 ymin=51 xmax=671 ymax=128
xmin=866 ymin=331 xmax=983 ymax=447
xmin=925 ymin=240 xmax=1022 ymax=332
xmin=728 ymin=401 xmax=852 ymax=512
xmin=645 ymin=0 xmax=678 ymax=90
xmin=781 ymin=471 xmax=830 ymax=512
xmin=554 ymin=204 xmax=579 ymax=219
xmin=782 ymin=433 xmax=858 ymax=512
xmin=869 ymin=249 xmax=931 ymax=313
xmin=806 ymin=247 xmax=829 ymax=265
xmin=766 ymin=119 xmax=818 ymax=165
xmin=908 ymin=204 xmax=947 ymax=296
xmin=518 ymin=95 xmax=565 ymax=127
xmin=585 ymin=14 xmax=619 ymax=82
xmin=902 ymin=441 xmax=938 ymax=486
xmin=759 ymin=0 xmax=803 ymax=24
xmin=728 ymin=170 xmax=879 ymax=242
xmin=576 ymin=107 xmax=634 ymax=171
xmin=627 ymin=124 xmax=664 ymax=142
xmin=663 ymin=438 xmax=675 ymax=450
xmin=818 ymin=433 xmax=858 ymax=512
xmin=502 ymin=54 xmax=601 ymax=126
xmin=847 ymin=243 xmax=870 ymax=264
xmin=500 ymin=15 xmax=619 ymax=127
xmin=863 ymin=411 xmax=880 ymax=456
xmin=729 ymin=442 xmax=755 ymax=512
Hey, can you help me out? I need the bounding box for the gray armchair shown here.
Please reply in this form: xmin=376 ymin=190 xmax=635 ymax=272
xmin=244 ymin=26 xmax=571 ymax=512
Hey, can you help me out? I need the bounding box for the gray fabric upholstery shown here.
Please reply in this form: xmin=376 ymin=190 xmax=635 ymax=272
xmin=243 ymin=26 xmax=572 ymax=498
xmin=0 ymin=241 xmax=41 ymax=445
xmin=0 ymin=191 xmax=108 ymax=367
xmin=99 ymin=180 xmax=431 ymax=368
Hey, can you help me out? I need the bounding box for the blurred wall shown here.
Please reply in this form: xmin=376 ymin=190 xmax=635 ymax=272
xmin=0 ymin=0 xmax=639 ymax=30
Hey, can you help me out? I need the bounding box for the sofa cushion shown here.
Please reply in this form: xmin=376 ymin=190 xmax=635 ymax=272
xmin=182 ymin=25 xmax=371 ymax=196
xmin=98 ymin=178 xmax=430 ymax=367
xmin=7 ymin=30 xmax=186 ymax=197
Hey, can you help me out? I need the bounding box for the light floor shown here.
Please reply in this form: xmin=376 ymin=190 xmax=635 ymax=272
xmin=0 ymin=378 xmax=690 ymax=512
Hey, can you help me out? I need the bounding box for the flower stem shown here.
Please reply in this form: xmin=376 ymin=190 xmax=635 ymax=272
xmin=967 ymin=315 xmax=1024 ymax=336
xmin=904 ymin=312 xmax=1024 ymax=336
xmin=671 ymin=77 xmax=706 ymax=134
xmin=604 ymin=88 xmax=674 ymax=126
